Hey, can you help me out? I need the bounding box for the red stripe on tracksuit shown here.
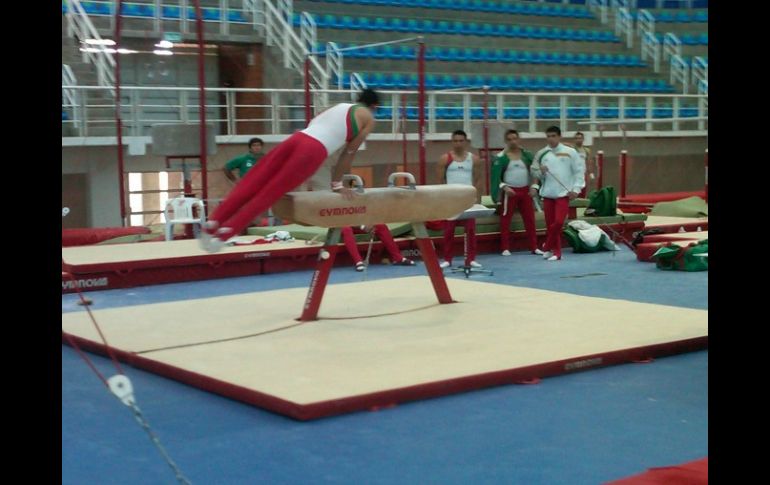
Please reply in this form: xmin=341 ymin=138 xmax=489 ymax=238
xmin=443 ymin=219 xmax=476 ymax=264
xmin=500 ymin=187 xmax=537 ymax=252
xmin=207 ymin=132 xmax=328 ymax=240
xmin=542 ymin=196 xmax=570 ymax=258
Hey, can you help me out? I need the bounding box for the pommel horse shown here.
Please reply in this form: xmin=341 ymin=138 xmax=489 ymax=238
xmin=271 ymin=172 xmax=476 ymax=321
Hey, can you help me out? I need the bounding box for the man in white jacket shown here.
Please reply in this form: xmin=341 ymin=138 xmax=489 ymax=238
xmin=530 ymin=126 xmax=586 ymax=261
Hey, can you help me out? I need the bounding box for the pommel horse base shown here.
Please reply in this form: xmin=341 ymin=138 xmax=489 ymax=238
xmin=272 ymin=173 xmax=477 ymax=321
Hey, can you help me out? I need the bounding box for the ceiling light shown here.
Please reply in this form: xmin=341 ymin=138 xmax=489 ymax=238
xmin=153 ymin=49 xmax=173 ymax=56
xmin=84 ymin=38 xmax=116 ymax=46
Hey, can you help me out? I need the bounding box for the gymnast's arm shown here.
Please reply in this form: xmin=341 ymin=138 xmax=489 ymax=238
xmin=436 ymin=153 xmax=449 ymax=184
xmin=331 ymin=111 xmax=376 ymax=185
xmin=472 ymin=153 xmax=483 ymax=203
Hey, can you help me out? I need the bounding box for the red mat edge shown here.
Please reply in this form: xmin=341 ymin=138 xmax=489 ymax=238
xmin=62 ymin=333 xmax=708 ymax=421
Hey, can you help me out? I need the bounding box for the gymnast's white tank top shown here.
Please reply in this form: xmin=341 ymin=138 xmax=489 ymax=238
xmin=300 ymin=103 xmax=359 ymax=155
xmin=445 ymin=152 xmax=474 ymax=185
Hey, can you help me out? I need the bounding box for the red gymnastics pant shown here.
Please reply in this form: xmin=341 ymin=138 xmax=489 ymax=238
xmin=542 ymin=196 xmax=570 ymax=258
xmin=442 ymin=219 xmax=476 ymax=263
xmin=499 ymin=187 xmax=538 ymax=252
xmin=207 ymin=132 xmax=328 ymax=240
xmin=341 ymin=225 xmax=405 ymax=264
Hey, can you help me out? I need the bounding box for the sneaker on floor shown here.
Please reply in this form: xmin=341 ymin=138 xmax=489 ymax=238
xmin=546 ymin=255 xmax=561 ymax=261
xmin=469 ymin=261 xmax=483 ymax=268
xmin=542 ymin=251 xmax=553 ymax=259
xmin=439 ymin=261 xmax=451 ymax=269
xmin=392 ymin=258 xmax=416 ymax=266
xmin=355 ymin=262 xmax=366 ymax=272
xmin=501 ymin=250 xmax=511 ymax=256
xmin=534 ymin=248 xmax=546 ymax=255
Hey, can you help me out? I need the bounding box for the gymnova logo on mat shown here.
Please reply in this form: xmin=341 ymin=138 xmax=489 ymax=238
xmin=62 ymin=277 xmax=109 ymax=290
xmin=319 ymin=206 xmax=367 ymax=216
xmin=564 ymin=357 xmax=602 ymax=371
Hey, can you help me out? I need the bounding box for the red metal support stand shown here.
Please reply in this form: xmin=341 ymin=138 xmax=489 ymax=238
xmin=411 ymin=223 xmax=454 ymax=304
xmin=619 ymin=150 xmax=628 ymax=198
xmin=704 ymin=148 xmax=708 ymax=203
xmin=299 ymin=229 xmax=342 ymax=321
xmin=417 ymin=39 xmax=426 ymax=185
xmin=596 ymin=150 xmax=604 ymax=190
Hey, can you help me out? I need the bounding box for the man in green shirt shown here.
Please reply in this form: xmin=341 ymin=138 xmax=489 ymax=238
xmin=489 ymin=129 xmax=539 ymax=255
xmin=223 ymin=137 xmax=273 ymax=226
xmin=223 ymin=137 xmax=264 ymax=182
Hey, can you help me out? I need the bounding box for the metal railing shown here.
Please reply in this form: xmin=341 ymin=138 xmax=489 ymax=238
xmin=64 ymin=0 xmax=116 ymax=89
xmin=615 ymin=7 xmax=634 ymax=48
xmin=692 ymin=56 xmax=708 ymax=90
xmin=670 ymin=54 xmax=689 ymax=94
xmin=299 ymin=11 xmax=317 ymax=55
xmin=587 ymin=0 xmax=609 ymax=24
xmin=662 ymin=32 xmax=682 ymax=63
xmin=637 ymin=9 xmax=655 ymax=39
xmin=641 ymin=31 xmax=661 ymax=73
xmin=60 ymin=85 xmax=708 ymax=139
xmin=62 ymin=65 xmax=83 ymax=136
xmin=326 ymin=42 xmax=344 ymax=90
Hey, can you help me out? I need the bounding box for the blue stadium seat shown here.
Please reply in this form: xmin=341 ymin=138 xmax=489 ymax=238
xmin=460 ymin=48 xmax=475 ymax=62
xmin=370 ymin=72 xmax=387 ymax=88
xmin=436 ymin=21 xmax=451 ymax=34
xmin=445 ymin=47 xmax=463 ymax=62
xmin=464 ymin=22 xmax=481 ymax=36
xmin=479 ymin=23 xmax=494 ymax=36
xmin=357 ymin=17 xmax=373 ymax=30
xmin=202 ymin=8 xmax=220 ymax=21
xmin=616 ymin=78 xmax=631 ymax=92
xmin=492 ymin=24 xmax=508 ymax=37
xmin=439 ymin=74 xmax=458 ymax=89
xmin=227 ymin=10 xmax=247 ymax=22
xmin=573 ymin=78 xmax=589 ymax=92
xmin=372 ymin=16 xmax=389 ymax=31
xmin=339 ymin=15 xmax=354 ymax=29
xmin=653 ymin=106 xmax=674 ymax=118
xmin=507 ymin=107 xmax=529 ymax=119
xmin=626 ymin=106 xmax=646 ymax=118
xmin=489 ymin=49 xmax=506 ymax=63
xmin=375 ymin=106 xmax=392 ymax=120
xmin=396 ymin=45 xmax=414 ymax=60
xmin=389 ymin=18 xmax=406 ymax=31
xmin=675 ymin=11 xmax=691 ymax=23
xmin=693 ymin=11 xmax=708 ymax=22
xmin=698 ymin=33 xmax=708 ymax=45
xmin=391 ymin=73 xmax=408 ymax=89
xmin=121 ymin=4 xmax=143 ymax=17
xmin=425 ymin=73 xmax=439 ymax=89
xmin=162 ymin=6 xmax=181 ymax=19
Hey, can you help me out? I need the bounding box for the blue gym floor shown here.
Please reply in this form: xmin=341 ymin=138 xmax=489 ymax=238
xmin=62 ymin=247 xmax=708 ymax=484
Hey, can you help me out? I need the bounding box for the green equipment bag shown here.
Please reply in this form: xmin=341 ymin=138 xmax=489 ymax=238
xmin=652 ymin=239 xmax=708 ymax=271
xmin=563 ymin=226 xmax=614 ymax=253
xmin=585 ymin=186 xmax=617 ymax=217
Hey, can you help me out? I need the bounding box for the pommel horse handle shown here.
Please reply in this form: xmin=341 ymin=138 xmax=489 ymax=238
xmin=341 ymin=174 xmax=365 ymax=193
xmin=387 ymin=172 xmax=417 ymax=189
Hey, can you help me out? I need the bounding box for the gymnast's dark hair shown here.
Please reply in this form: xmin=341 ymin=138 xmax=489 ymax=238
xmin=357 ymin=88 xmax=380 ymax=107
